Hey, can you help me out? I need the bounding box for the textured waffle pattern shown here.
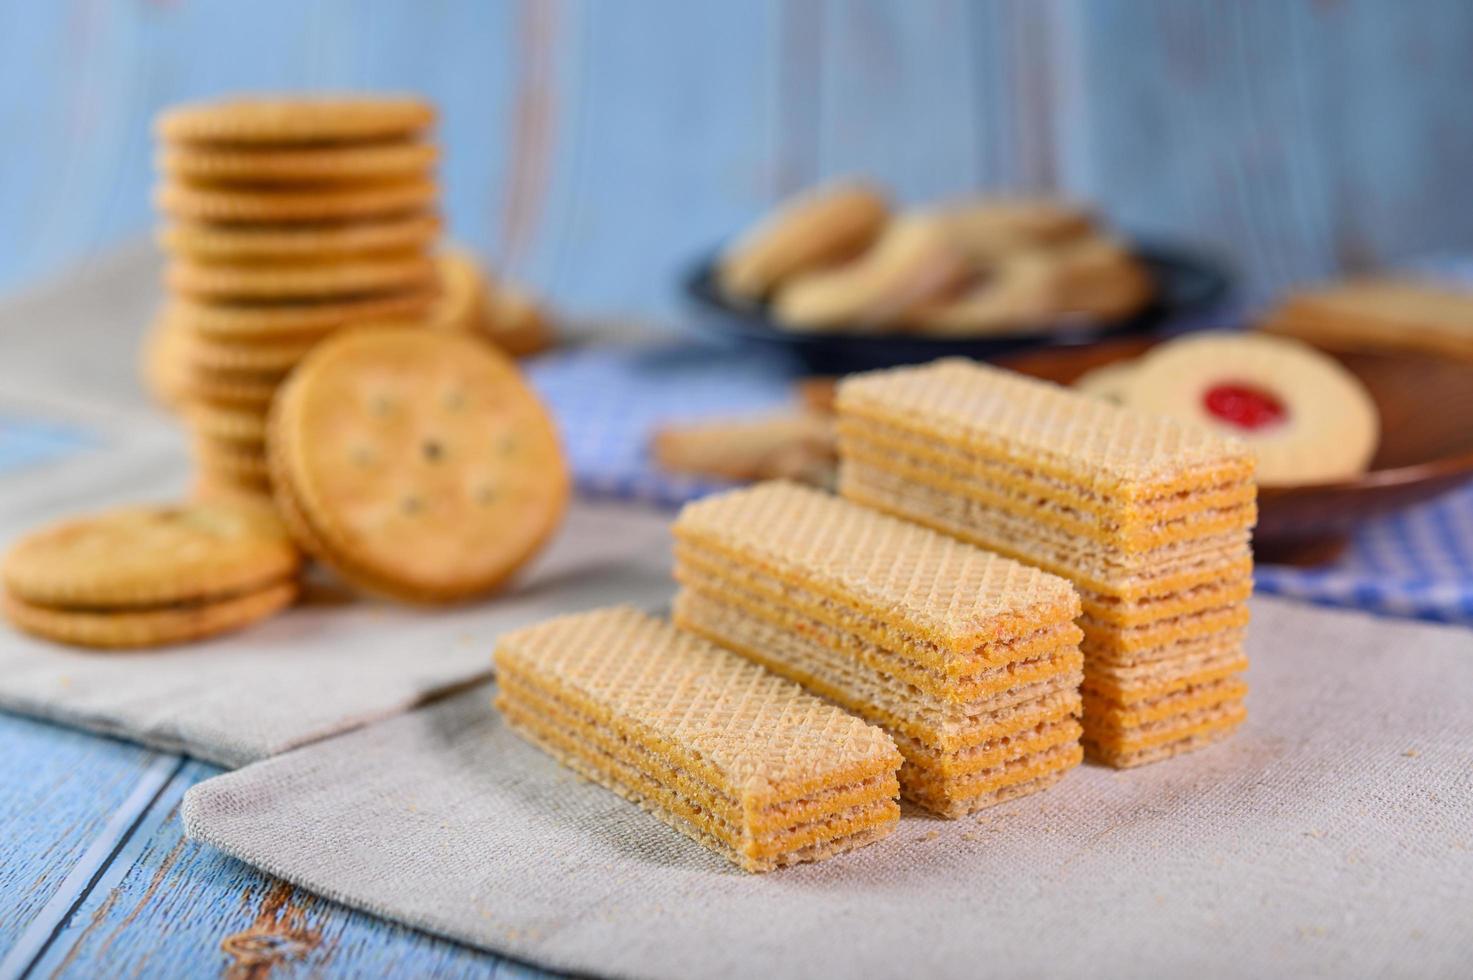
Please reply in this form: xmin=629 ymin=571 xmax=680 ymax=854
xmin=838 ymin=358 xmax=1253 ymax=492
xmin=494 ymin=606 xmax=899 ymax=797
xmin=674 ymin=482 xmax=1079 ymax=648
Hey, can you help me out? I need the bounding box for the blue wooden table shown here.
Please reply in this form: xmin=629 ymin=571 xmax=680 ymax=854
xmin=4 ymin=2 xmax=1473 ymax=976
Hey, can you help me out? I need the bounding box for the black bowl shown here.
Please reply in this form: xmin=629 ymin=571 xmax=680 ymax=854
xmin=683 ymin=239 xmax=1232 ymax=375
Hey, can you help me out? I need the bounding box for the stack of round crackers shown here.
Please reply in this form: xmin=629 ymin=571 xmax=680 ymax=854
xmin=151 ymin=95 xmax=442 ymax=500
xmin=2 ymin=501 xmax=300 ymax=649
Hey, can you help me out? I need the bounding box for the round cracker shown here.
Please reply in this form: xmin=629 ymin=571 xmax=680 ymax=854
xmin=268 ymin=328 xmax=569 ymax=602
xmin=1071 ymin=360 xmax=1138 ymax=404
xmin=3 ymin=581 xmax=297 ymax=649
xmin=175 ymin=291 xmax=437 ymax=341
xmin=166 ymin=254 xmax=437 ymax=302
xmin=156 ymin=179 xmax=437 ymax=224
xmin=157 ymin=140 xmax=437 ymax=184
xmin=3 ymin=500 xmax=298 ymax=608
xmin=158 ymin=213 xmax=441 ymax=261
xmin=156 ymin=96 xmax=434 ymax=145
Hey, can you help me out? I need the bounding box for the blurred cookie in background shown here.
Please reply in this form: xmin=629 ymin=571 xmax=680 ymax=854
xmin=653 ymin=412 xmax=837 ymax=488
xmin=1261 ymin=277 xmax=1473 ymax=361
xmin=1072 ymin=331 xmax=1380 ymax=487
xmin=432 ymin=248 xmax=556 ymax=357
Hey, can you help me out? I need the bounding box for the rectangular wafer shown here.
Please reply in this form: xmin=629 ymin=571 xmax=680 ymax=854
xmin=672 ymin=482 xmax=1085 ymax=816
xmin=493 ymin=605 xmax=902 ymax=872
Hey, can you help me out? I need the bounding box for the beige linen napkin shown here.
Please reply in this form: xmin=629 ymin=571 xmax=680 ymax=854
xmin=183 ymin=597 xmax=1473 ymax=979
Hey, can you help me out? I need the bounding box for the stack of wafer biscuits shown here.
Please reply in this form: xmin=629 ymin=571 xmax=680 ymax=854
xmin=152 ymin=96 xmax=441 ymax=499
xmin=670 ymin=482 xmax=1084 ymax=817
xmin=494 ymin=606 xmax=902 ymax=872
xmin=835 ymin=360 xmax=1256 ymax=768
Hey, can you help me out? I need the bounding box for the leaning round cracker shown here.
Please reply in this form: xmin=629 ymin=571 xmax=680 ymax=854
xmin=158 ymin=213 xmax=441 ymax=261
xmin=3 ymin=500 xmax=298 ymax=608
xmin=156 ymin=179 xmax=437 ymax=224
xmin=269 ymin=328 xmax=569 ymax=602
xmin=428 ymin=249 xmax=492 ymax=334
xmin=166 ymin=254 xmax=437 ymax=302
xmin=177 ymin=291 xmax=438 ymax=341
xmin=3 ymin=581 xmax=297 ymax=649
xmin=157 ymin=140 xmax=437 ymax=184
xmin=156 ymin=96 xmax=434 ymax=145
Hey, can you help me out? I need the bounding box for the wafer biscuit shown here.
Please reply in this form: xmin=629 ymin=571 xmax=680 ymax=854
xmin=673 ymin=542 xmax=1082 ymax=680
xmin=493 ymin=607 xmax=901 ymax=872
xmin=672 ymin=482 xmax=1080 ymax=653
xmin=673 ymin=588 xmax=1081 ymax=752
xmin=1083 ymin=701 xmax=1246 ymax=768
xmin=837 ymin=359 xmax=1254 ymax=497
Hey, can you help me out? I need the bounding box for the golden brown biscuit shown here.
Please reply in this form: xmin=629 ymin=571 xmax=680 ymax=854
xmin=156 ymin=96 xmax=435 ymax=145
xmin=3 ymin=581 xmax=297 ymax=649
xmin=174 ymin=291 xmax=437 ymax=341
xmin=157 ymin=140 xmax=437 ymax=184
xmin=718 ymin=180 xmax=888 ymax=299
xmin=268 ymin=328 xmax=569 ymax=602
xmin=772 ymin=216 xmax=971 ymax=331
xmin=166 ymin=254 xmax=436 ymax=301
xmin=156 ymin=179 xmax=437 ymax=224
xmin=653 ymin=413 xmax=837 ymax=487
xmin=158 ymin=214 xmax=441 ymax=262
xmin=3 ymin=500 xmax=298 ymax=608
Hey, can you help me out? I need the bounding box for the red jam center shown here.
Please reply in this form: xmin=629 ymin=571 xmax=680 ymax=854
xmin=1203 ymin=382 xmax=1288 ymax=431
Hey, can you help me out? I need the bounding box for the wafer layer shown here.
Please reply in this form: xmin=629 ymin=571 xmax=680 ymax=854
xmin=673 ymin=481 xmax=1081 ymax=652
xmin=492 ymin=606 xmax=901 ymax=871
xmin=840 ymin=429 xmax=1254 ymax=551
xmin=841 ymin=460 xmax=1251 ymax=597
xmin=836 ymin=358 xmax=1254 ymax=498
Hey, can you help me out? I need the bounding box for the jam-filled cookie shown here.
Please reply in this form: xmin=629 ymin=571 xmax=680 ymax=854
xmin=1120 ymin=332 xmax=1379 ymax=486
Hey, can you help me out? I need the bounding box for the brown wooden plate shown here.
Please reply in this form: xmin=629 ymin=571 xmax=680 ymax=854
xmin=997 ymin=337 xmax=1473 ymax=565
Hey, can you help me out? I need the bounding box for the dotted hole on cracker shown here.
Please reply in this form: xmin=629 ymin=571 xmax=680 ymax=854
xmin=422 ymin=439 xmax=445 ymax=462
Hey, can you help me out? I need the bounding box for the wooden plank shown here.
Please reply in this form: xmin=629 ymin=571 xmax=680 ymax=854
xmin=0 ymin=714 xmax=179 ymax=969
xmin=811 ymin=0 xmax=981 ymax=200
xmin=516 ymin=0 xmax=782 ymax=321
xmin=29 ymin=759 xmax=544 ymax=978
